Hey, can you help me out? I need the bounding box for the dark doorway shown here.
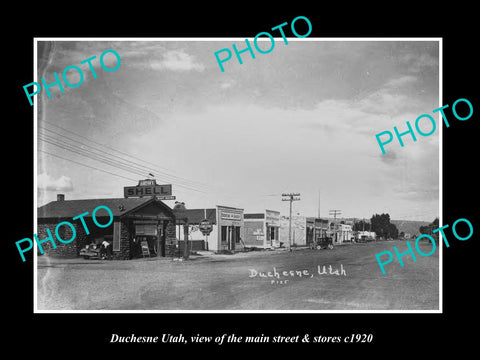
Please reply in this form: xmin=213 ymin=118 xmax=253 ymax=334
xmin=230 ymin=226 xmax=236 ymax=251
xmin=159 ymin=222 xmax=167 ymax=257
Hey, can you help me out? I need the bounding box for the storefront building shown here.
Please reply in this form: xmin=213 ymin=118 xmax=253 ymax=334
xmin=37 ymin=194 xmax=176 ymax=259
xmin=356 ymin=230 xmax=377 ymax=241
xmin=173 ymin=207 xmax=216 ymax=252
xmin=279 ymin=215 xmax=317 ymax=247
xmin=243 ymin=209 xmax=280 ymax=248
xmin=173 ymin=205 xmax=244 ymax=253
xmin=215 ymin=205 xmax=244 ymax=252
xmin=314 ymin=218 xmax=330 ymax=242
xmin=330 ymin=223 xmax=354 ymax=244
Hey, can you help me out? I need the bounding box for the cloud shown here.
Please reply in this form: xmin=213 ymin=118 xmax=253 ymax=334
xmin=355 ymin=75 xmax=422 ymax=116
xmin=380 ymin=150 xmax=398 ymax=164
xmin=97 ymin=49 xmax=122 ymax=69
xmin=297 ymin=97 xmax=408 ymax=143
xmin=62 ymin=66 xmax=83 ymax=85
xmin=150 ymin=50 xmax=205 ymax=72
xmin=220 ymin=81 xmax=235 ymax=89
xmin=385 ymin=75 xmax=417 ymax=88
xmin=38 ymin=173 xmax=73 ymax=192
xmin=399 ymin=52 xmax=439 ymax=73
xmin=393 ymin=182 xmax=439 ymax=202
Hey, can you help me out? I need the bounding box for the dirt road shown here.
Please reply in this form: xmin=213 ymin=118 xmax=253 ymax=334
xmin=36 ymin=240 xmax=439 ymax=311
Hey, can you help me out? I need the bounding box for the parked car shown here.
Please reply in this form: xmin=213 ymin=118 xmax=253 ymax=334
xmin=80 ymin=243 xmax=102 ymax=259
xmin=309 ymin=237 xmax=333 ymax=250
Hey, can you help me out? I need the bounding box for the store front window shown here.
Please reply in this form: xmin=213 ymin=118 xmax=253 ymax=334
xmin=221 ymin=226 xmax=228 ymax=243
xmin=220 ymin=225 xmax=241 ymax=249
xmin=133 ymin=223 xmax=159 ymax=257
xmin=235 ymin=226 xmax=241 ymax=244
xmin=269 ymin=226 xmax=278 ymax=241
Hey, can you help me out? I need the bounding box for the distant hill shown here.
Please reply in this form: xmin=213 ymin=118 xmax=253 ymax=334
xmin=316 ymin=217 xmax=432 ymax=237
xmin=391 ymin=219 xmax=431 ymax=237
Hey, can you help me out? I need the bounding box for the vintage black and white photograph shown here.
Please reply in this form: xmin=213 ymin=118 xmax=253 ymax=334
xmin=34 ymin=38 xmax=440 ymax=312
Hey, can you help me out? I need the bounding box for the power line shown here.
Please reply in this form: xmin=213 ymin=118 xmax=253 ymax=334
xmin=329 ymin=210 xmax=342 ymax=219
xmin=39 ymin=135 xmax=151 ymax=178
xmin=38 ymin=135 xmax=207 ymax=193
xmin=38 ymin=149 xmax=138 ymax=182
xmin=39 ymin=127 xmax=158 ymax=176
xmin=40 ymin=125 xmax=210 ymax=189
xmin=42 ymin=120 xmax=209 ymax=188
xmin=38 ymin=125 xmax=303 ymax=206
xmin=43 ymin=120 xmax=169 ymax=170
xmin=39 ymin=128 xmax=210 ymax=192
xmin=39 ymin=134 xmax=152 ymax=177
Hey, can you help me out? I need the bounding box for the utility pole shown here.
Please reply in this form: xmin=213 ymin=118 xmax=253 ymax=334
xmin=329 ymin=209 xmax=342 ymax=243
xmin=282 ymin=193 xmax=300 ymax=251
xmin=204 ymin=208 xmax=208 ymax=251
xmin=317 ymin=189 xmax=321 ymax=218
xmin=183 ymin=218 xmax=189 ymax=260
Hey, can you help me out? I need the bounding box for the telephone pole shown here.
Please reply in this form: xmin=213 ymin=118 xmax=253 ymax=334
xmin=282 ymin=193 xmax=300 ymax=251
xmin=329 ymin=209 xmax=342 ymax=243
xmin=183 ymin=218 xmax=189 ymax=260
xmin=317 ymin=189 xmax=321 ymax=218
xmin=329 ymin=209 xmax=342 ymax=221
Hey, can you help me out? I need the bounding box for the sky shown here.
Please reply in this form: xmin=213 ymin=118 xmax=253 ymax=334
xmin=36 ymin=39 xmax=440 ymax=221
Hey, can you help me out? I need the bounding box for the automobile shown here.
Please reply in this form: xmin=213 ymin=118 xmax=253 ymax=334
xmin=80 ymin=243 xmax=102 ymax=259
xmin=309 ymin=236 xmax=334 ymax=250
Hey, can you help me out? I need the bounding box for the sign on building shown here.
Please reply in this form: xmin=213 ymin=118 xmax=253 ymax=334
xmin=138 ymin=179 xmax=156 ymax=186
xmin=265 ymin=209 xmax=280 ymax=226
xmin=135 ymin=224 xmax=157 ymax=236
xmin=220 ymin=210 xmax=242 ymax=221
xmin=140 ymin=241 xmax=150 ymax=257
xmin=199 ymin=219 xmax=213 ymax=235
xmin=124 ymin=179 xmax=174 ymax=199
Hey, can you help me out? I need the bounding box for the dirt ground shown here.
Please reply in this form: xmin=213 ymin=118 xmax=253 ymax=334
xmin=36 ymin=240 xmax=439 ymax=311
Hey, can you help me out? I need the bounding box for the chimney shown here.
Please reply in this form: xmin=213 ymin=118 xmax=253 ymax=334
xmin=57 ymin=194 xmax=65 ymax=201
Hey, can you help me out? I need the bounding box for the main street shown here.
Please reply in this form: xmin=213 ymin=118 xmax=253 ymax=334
xmin=37 ymin=240 xmax=439 ymax=311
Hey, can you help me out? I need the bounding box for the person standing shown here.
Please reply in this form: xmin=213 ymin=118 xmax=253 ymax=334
xmin=102 ymin=240 xmax=112 ymax=260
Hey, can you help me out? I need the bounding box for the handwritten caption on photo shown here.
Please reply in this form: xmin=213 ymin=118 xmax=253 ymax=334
xmin=110 ymin=333 xmax=374 ymax=345
xmin=248 ymin=264 xmax=346 ymax=285
xmin=15 ymin=205 xmax=113 ymax=262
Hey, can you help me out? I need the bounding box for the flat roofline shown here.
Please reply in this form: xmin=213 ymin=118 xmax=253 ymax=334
xmin=216 ymin=205 xmax=244 ymax=211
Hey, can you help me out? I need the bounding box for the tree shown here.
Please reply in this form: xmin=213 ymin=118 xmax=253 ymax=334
xmin=387 ymin=222 xmax=399 ymax=239
xmin=419 ymin=218 xmax=439 ymax=242
xmin=370 ymin=213 xmax=399 ymax=239
xmin=353 ymin=220 xmax=371 ymax=232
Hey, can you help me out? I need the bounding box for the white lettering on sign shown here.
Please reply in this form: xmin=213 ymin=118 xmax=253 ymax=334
xmin=266 ymin=210 xmax=280 ymax=225
xmin=138 ymin=179 xmax=156 ymax=186
xmin=220 ymin=211 xmax=242 ymax=221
